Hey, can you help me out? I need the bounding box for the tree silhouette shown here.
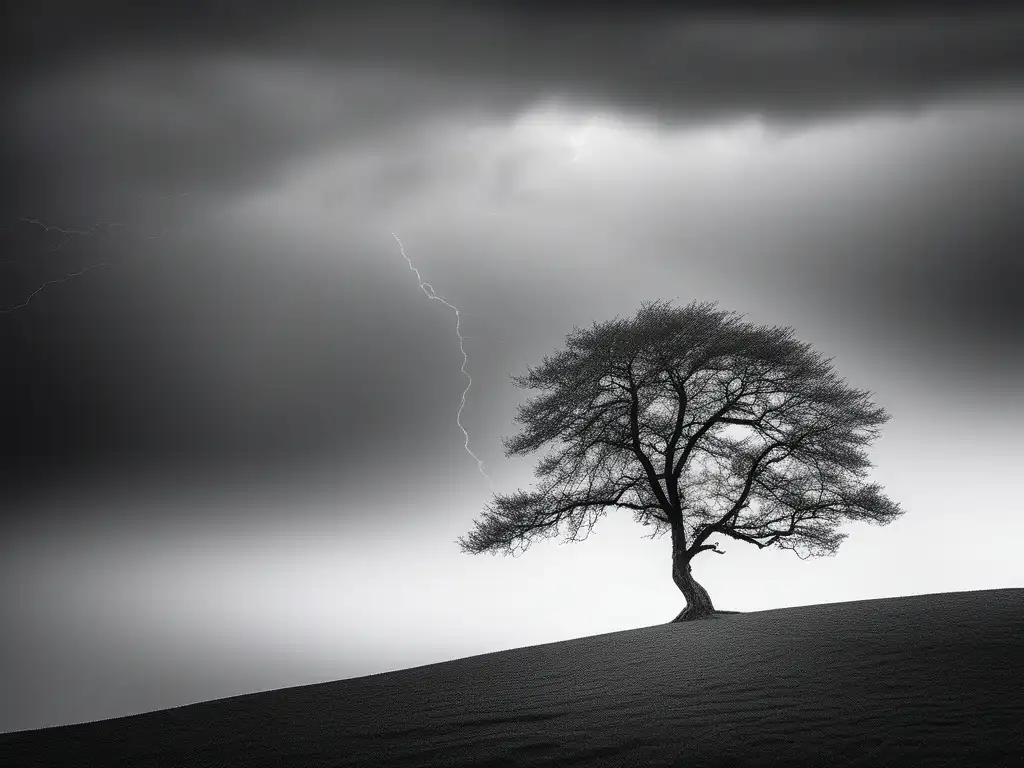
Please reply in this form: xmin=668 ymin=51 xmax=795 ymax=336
xmin=458 ymin=299 xmax=904 ymax=621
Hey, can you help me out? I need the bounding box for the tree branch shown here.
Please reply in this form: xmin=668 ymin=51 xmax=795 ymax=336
xmin=626 ymin=361 xmax=674 ymax=516
xmin=689 ymin=435 xmax=800 ymax=552
xmin=662 ymin=372 xmax=688 ymax=488
xmin=694 ymin=542 xmax=726 ymax=555
xmin=671 ymin=389 xmax=752 ymax=478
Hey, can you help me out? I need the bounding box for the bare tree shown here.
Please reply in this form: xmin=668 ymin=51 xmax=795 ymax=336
xmin=457 ymin=299 xmax=904 ymax=621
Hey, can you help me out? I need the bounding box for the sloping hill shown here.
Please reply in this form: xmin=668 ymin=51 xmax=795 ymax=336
xmin=2 ymin=588 xmax=1021 ymax=767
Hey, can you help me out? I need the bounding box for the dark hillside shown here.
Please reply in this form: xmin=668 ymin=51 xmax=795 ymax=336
xmin=2 ymin=588 xmax=1021 ymax=767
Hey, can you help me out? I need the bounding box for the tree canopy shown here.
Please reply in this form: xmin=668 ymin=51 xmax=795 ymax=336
xmin=458 ymin=299 xmax=904 ymax=619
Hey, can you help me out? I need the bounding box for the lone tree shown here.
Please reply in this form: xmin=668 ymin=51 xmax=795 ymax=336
xmin=457 ymin=299 xmax=904 ymax=622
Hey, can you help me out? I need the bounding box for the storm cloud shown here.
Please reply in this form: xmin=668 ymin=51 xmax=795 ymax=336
xmin=3 ymin=3 xmax=1023 ymax=510
xmin=5 ymin=5 xmax=1024 ymax=208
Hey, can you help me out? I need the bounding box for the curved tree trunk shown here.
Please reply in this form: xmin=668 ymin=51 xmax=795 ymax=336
xmin=671 ymin=525 xmax=715 ymax=622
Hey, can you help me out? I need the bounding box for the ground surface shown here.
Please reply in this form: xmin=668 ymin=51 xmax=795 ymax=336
xmin=2 ymin=588 xmax=1022 ymax=767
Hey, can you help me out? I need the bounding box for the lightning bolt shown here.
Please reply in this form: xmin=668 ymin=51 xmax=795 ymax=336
xmin=1 ymin=262 xmax=118 ymax=314
xmin=1 ymin=214 xmax=180 ymax=313
xmin=392 ymin=232 xmax=494 ymax=491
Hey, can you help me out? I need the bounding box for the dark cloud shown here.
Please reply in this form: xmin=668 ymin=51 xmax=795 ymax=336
xmin=0 ymin=220 xmax=464 ymax=514
xmin=778 ymin=115 xmax=1024 ymax=389
xmin=4 ymin=4 xmax=1024 ymax=216
xmin=850 ymin=199 xmax=1023 ymax=386
xmin=7 ymin=4 xmax=1024 ymax=110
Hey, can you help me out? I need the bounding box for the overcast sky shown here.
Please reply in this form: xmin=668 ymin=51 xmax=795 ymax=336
xmin=2 ymin=3 xmax=1023 ymax=733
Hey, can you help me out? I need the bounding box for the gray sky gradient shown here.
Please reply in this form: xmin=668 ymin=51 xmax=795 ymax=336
xmin=2 ymin=3 xmax=1022 ymax=733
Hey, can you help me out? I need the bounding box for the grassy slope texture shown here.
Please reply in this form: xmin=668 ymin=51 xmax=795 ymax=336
xmin=2 ymin=588 xmax=1021 ymax=767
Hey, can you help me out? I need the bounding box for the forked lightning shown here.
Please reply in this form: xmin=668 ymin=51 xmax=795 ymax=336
xmin=392 ymin=232 xmax=494 ymax=490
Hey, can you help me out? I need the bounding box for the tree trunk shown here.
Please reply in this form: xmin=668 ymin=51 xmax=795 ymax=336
xmin=670 ymin=525 xmax=716 ymax=622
